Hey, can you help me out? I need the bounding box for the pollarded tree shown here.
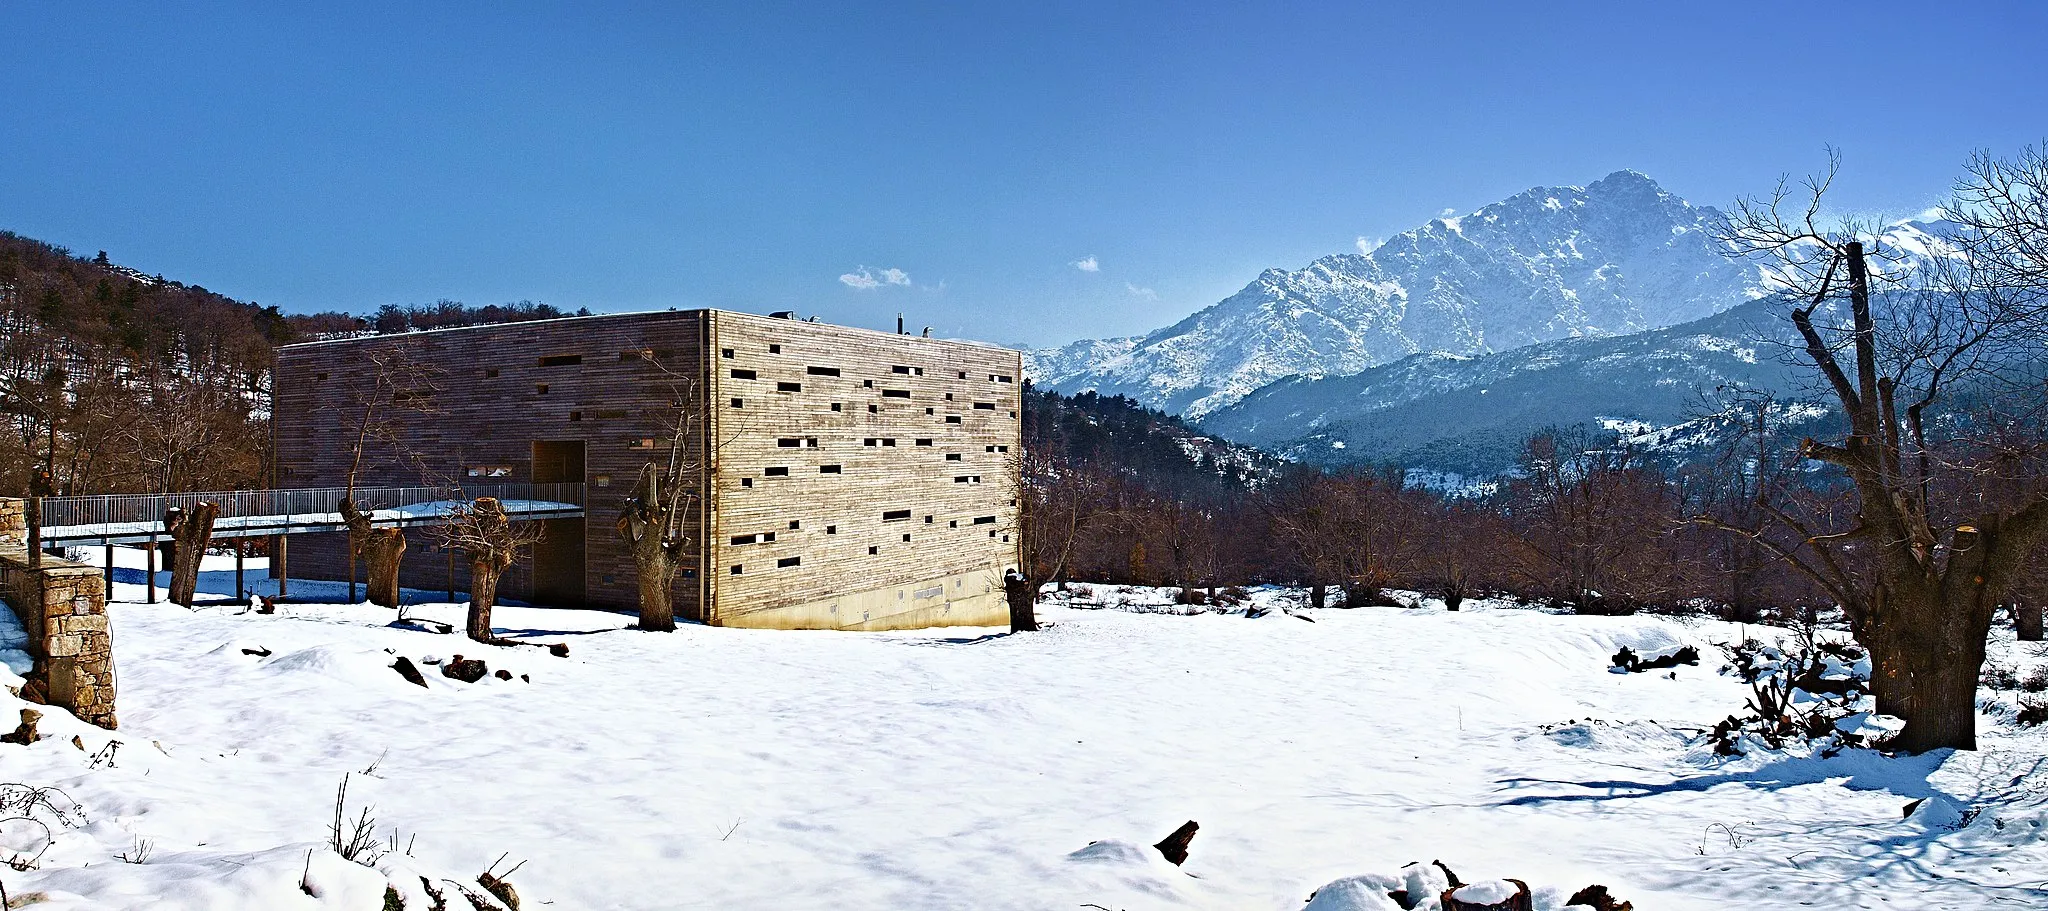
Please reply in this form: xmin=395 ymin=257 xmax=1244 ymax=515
xmin=336 ymin=343 xmax=441 ymax=607
xmin=436 ymin=496 xmax=545 ymax=645
xmin=614 ymin=353 xmax=735 ymax=632
xmin=163 ymin=501 xmax=219 ymax=606
xmin=1713 ymin=149 xmax=2048 ymax=752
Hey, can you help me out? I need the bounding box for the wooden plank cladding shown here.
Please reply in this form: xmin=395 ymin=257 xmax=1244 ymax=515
xmin=273 ymin=309 xmax=1022 ymax=630
xmin=703 ymin=311 xmax=1022 ymax=629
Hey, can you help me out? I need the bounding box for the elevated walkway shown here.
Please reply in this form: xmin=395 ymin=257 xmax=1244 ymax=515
xmin=36 ymin=483 xmax=586 ymax=546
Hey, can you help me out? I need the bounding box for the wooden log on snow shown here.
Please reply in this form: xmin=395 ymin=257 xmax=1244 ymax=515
xmin=1153 ymin=820 xmax=1198 ymax=866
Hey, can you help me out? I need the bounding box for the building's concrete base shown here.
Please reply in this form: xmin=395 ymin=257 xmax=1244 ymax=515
xmin=713 ymin=566 xmax=1010 ymax=630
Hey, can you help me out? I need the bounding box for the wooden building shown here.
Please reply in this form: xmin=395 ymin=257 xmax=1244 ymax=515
xmin=272 ymin=310 xmax=1024 ymax=630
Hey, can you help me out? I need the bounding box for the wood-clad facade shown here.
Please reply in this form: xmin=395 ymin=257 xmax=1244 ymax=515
xmin=272 ymin=310 xmax=1023 ymax=629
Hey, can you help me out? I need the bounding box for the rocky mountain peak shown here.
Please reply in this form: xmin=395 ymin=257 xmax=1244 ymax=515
xmin=1028 ymin=170 xmax=1756 ymax=418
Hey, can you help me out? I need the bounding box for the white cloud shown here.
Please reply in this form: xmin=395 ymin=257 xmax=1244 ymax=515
xmin=1072 ymin=255 xmax=1100 ymax=273
xmin=1125 ymin=283 xmax=1157 ymax=299
xmin=1354 ymin=236 xmax=1382 ymax=255
xmin=839 ymin=266 xmax=911 ymax=290
xmin=1439 ymin=207 xmax=1457 ymax=217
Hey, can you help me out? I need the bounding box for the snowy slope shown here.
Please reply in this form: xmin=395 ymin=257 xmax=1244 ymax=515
xmin=1030 ymin=171 xmax=1760 ymax=417
xmin=7 ymin=551 xmax=2048 ymax=909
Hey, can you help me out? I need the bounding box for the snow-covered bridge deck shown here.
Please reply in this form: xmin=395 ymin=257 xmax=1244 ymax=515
xmin=37 ymin=483 xmax=586 ymax=546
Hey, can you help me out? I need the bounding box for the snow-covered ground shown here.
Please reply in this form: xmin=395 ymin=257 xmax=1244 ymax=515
xmin=4 ymin=557 xmax=2047 ymax=908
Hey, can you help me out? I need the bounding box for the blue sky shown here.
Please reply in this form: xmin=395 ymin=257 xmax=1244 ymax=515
xmin=4 ymin=1 xmax=2044 ymax=346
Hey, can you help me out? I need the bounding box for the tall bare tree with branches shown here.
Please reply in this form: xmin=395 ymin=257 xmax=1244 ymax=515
xmin=615 ymin=351 xmax=735 ymax=632
xmin=337 ymin=344 xmax=442 ymax=607
xmin=1005 ymin=443 xmax=1127 ymax=632
xmin=1711 ymin=148 xmax=2048 ymax=752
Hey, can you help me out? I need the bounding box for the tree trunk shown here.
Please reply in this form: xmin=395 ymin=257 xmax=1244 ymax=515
xmin=361 ymin=529 xmax=406 ymax=608
xmin=635 ymin=549 xmax=676 ymax=632
xmin=164 ymin=501 xmax=219 ymax=607
xmin=1005 ymin=571 xmax=1038 ymax=632
xmin=1309 ymin=583 xmax=1327 ymax=609
xmin=2015 ymin=600 xmax=2043 ymax=642
xmin=468 ymin=556 xmax=508 ymax=644
xmin=1865 ymin=597 xmax=1991 ymax=753
xmin=619 ymin=466 xmax=687 ymax=632
xmin=340 ymin=497 xmax=406 ymax=608
xmin=1886 ymin=644 xmax=1985 ymax=753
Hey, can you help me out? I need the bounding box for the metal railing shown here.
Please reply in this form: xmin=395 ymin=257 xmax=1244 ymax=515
xmin=40 ymin=482 xmax=588 ymax=531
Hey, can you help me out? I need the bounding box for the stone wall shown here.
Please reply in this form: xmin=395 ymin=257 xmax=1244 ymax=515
xmin=0 ymin=499 xmax=116 ymax=729
xmin=0 ymin=498 xmax=23 ymax=547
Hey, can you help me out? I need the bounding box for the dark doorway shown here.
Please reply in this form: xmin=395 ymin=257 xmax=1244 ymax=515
xmin=532 ymin=440 xmax=586 ymax=484
xmin=531 ymin=441 xmax=586 ymax=605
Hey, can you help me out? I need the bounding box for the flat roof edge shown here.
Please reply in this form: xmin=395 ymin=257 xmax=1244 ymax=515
xmin=279 ymin=308 xmax=1019 ymax=355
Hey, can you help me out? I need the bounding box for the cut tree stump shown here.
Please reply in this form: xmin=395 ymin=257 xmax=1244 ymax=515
xmin=1441 ymin=879 xmax=1532 ymax=911
xmin=441 ymin=656 xmax=489 ymax=683
xmin=1153 ymin=820 xmax=1198 ymax=866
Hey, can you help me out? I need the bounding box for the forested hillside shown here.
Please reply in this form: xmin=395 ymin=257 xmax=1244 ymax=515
xmin=1024 ymin=387 xmax=1276 ymax=502
xmin=0 ymin=231 xmax=595 ymax=495
xmin=0 ymin=232 xmax=287 ymax=493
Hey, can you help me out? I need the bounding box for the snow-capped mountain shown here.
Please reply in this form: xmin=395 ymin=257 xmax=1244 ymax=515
xmin=1196 ymin=295 xmax=1825 ymax=479
xmin=1030 ymin=170 xmax=1763 ymax=417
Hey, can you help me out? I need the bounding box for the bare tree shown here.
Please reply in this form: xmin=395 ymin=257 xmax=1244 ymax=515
xmin=126 ymin=359 xmax=258 ymax=494
xmin=1711 ymin=149 xmax=2048 ymax=752
xmin=435 ymin=496 xmax=545 ymax=645
xmin=336 ymin=345 xmax=441 ymax=607
xmin=1684 ymin=389 xmax=1832 ymax=623
xmin=0 ymin=318 xmax=69 ymax=570
xmin=1264 ymin=468 xmax=1349 ymax=608
xmin=1007 ymin=444 xmax=1126 ymax=632
xmin=1501 ymin=428 xmax=1684 ymax=614
xmin=615 ymin=353 xmax=731 ymax=632
xmin=1419 ymin=498 xmax=1503 ymax=611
